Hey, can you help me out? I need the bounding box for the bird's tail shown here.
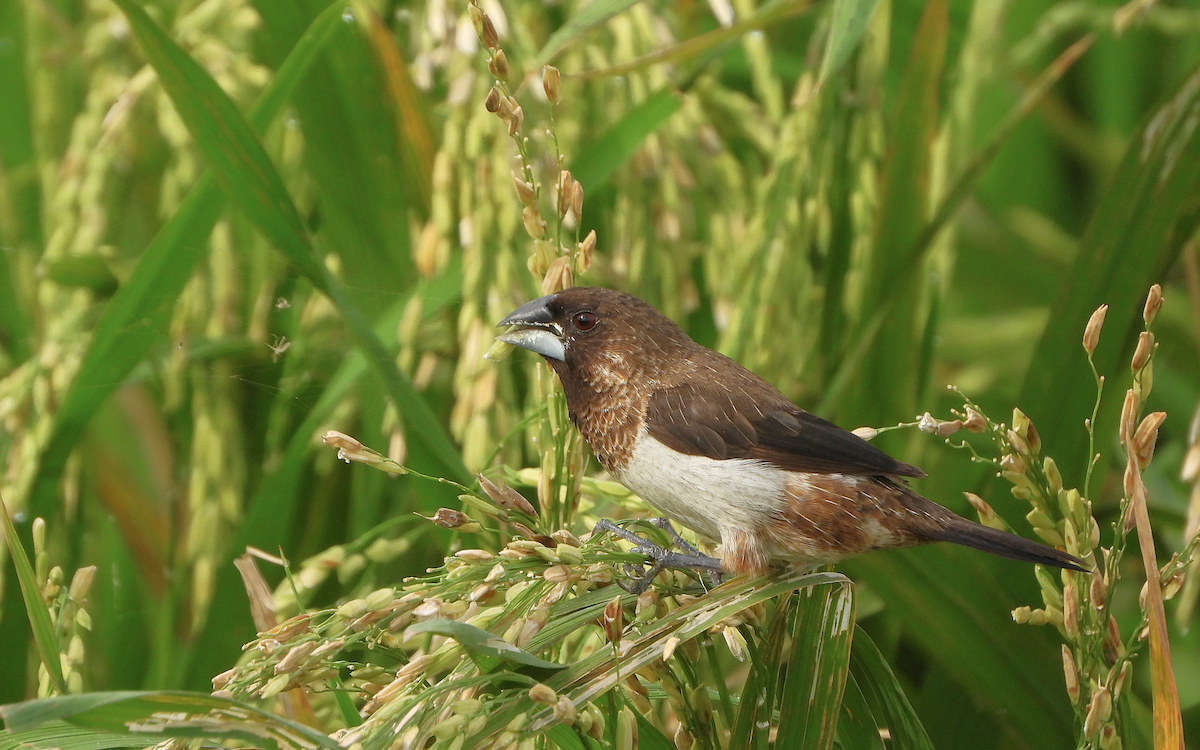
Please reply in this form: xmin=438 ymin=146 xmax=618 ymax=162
xmin=920 ymin=516 xmax=1088 ymax=571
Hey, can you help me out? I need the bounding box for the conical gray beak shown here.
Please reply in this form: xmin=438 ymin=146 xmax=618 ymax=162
xmin=496 ymin=294 xmax=566 ymax=361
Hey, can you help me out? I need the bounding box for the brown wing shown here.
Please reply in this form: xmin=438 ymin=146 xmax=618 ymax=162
xmin=645 ymin=379 xmax=924 ymax=478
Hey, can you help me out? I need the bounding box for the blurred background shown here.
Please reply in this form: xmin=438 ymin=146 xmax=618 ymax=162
xmin=1 ymin=0 xmax=1199 ymax=746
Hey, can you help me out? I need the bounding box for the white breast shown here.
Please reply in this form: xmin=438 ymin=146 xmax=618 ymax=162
xmin=613 ymin=429 xmax=788 ymax=542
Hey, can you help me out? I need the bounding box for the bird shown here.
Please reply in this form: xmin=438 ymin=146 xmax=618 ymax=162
xmin=496 ymin=286 xmax=1085 ymax=578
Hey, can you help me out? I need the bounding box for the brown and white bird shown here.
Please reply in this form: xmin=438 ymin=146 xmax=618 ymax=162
xmin=498 ymin=286 xmax=1084 ymax=576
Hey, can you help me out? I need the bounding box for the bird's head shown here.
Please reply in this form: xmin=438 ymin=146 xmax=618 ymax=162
xmin=496 ymin=287 xmax=692 ymax=387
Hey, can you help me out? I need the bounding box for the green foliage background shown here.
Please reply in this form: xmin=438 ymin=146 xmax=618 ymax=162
xmin=1 ymin=0 xmax=1200 ymax=747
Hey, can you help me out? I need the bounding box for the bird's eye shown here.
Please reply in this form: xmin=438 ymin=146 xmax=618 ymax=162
xmin=572 ymin=311 xmax=598 ymax=332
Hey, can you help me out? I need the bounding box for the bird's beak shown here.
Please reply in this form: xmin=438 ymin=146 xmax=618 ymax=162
xmin=496 ymin=294 xmax=566 ymax=361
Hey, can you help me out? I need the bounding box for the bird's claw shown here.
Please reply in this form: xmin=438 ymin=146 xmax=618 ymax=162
xmin=593 ymin=519 xmax=724 ymax=592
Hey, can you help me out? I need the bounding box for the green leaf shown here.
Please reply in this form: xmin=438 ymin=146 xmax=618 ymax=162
xmin=835 ymin=674 xmax=886 ymax=750
xmin=633 ymin=712 xmax=675 ymax=750
xmin=253 ymin=0 xmax=417 ymax=320
xmin=729 ymin=592 xmax=795 ymax=750
xmin=108 ymin=0 xmax=324 ymax=284
xmin=844 ymin=548 xmax=1073 ymax=746
xmin=0 ymin=0 xmax=36 ymax=362
xmin=1020 ymin=64 xmax=1200 ymax=486
xmin=43 ymin=255 xmax=119 ymax=296
xmin=774 ymin=581 xmax=856 ymax=750
xmin=849 ymin=628 xmax=934 ymax=750
xmin=850 ymin=0 xmax=947 ymax=437
xmin=817 ymin=0 xmax=882 ymax=86
xmin=0 ymin=505 xmax=65 ymax=693
xmin=534 ymin=0 xmax=646 ymax=68
xmin=544 ymin=723 xmax=589 ymax=750
xmin=406 ymin=619 xmax=568 ymax=672
xmin=110 ymin=0 xmax=468 ymax=485
xmin=27 ymin=0 xmax=344 ymax=520
xmin=0 ymin=691 xmax=338 ymax=750
xmin=0 ymin=720 xmax=173 ymax=750
xmin=570 ymin=88 xmax=682 ymax=193
xmin=183 ymin=266 xmax=462 ymax=686
xmin=467 ymin=571 xmax=849 ymax=746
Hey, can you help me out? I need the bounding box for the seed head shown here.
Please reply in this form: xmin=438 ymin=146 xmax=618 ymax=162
xmin=1119 ymin=389 xmax=1138 ymax=446
xmin=721 ymin=625 xmax=747 ymax=661
xmin=528 ymin=683 xmax=558 ymax=706
xmin=496 ymin=94 xmax=514 ymax=119
xmin=1133 ymin=411 xmax=1166 ymax=468
xmin=212 ymin=667 xmax=238 ymax=690
xmin=1043 ymin=456 xmax=1063 ymax=495
xmin=488 ymin=50 xmax=509 ymax=80
xmin=542 ymin=65 xmax=562 ymax=104
xmin=522 ymin=205 xmax=545 ymax=239
xmin=675 ymin=726 xmax=695 ymax=750
xmin=481 ymin=14 xmax=499 ymax=49
xmin=541 ymin=256 xmax=573 ymax=295
xmin=616 ymin=707 xmax=637 ymax=750
xmin=603 ymin=596 xmax=624 ymax=642
xmin=578 ymin=230 xmax=596 ymax=272
xmin=1143 ymin=284 xmax=1163 ymax=325
xmin=468 ymin=4 xmax=485 ymax=36
xmin=557 ymin=170 xmax=573 ymax=218
xmin=1131 ymin=331 xmax=1153 ymax=372
xmin=1062 ymin=583 xmax=1078 ymax=639
xmin=1090 ymin=569 xmax=1106 ymax=610
xmin=430 ymin=508 xmax=469 ymax=528
xmin=965 ymin=492 xmax=1005 ymax=531
xmin=553 ymin=695 xmax=577 ymax=724
xmin=1103 ymin=614 xmax=1123 ymax=663
xmin=1181 ymin=444 xmax=1200 ymax=482
xmin=1113 ymin=661 xmax=1131 ymax=700
xmin=511 ymin=170 xmax=536 ymax=206
xmin=1083 ymin=304 xmax=1107 ymax=354
xmin=1062 ymin=646 xmax=1079 ymax=703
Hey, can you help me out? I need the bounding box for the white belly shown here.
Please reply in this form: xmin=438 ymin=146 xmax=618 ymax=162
xmin=613 ymin=429 xmax=788 ymax=542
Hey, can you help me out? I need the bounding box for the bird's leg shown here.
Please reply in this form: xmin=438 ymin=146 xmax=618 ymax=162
xmin=592 ymin=519 xmax=724 ymax=593
xmin=648 ymin=518 xmax=706 ymax=557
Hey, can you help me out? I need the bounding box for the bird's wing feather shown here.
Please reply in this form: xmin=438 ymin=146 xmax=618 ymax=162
xmin=645 ymin=379 xmax=924 ymax=477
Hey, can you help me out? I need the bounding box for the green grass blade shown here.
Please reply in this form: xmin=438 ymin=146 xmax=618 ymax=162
xmin=573 ymin=0 xmax=812 ymax=83
xmin=849 ymin=628 xmax=934 ymax=750
xmin=109 ymin=0 xmax=324 ymax=284
xmin=182 ymin=272 xmax=461 ymax=687
xmin=112 ymin=0 xmax=467 ymax=484
xmin=730 ymin=592 xmax=795 ymax=749
xmin=835 ymin=673 xmax=885 ymax=750
xmin=570 ymin=88 xmax=681 ymax=192
xmin=0 ymin=691 xmax=339 ymax=750
xmin=406 ymin=619 xmax=568 ymax=672
xmin=0 ymin=0 xmax=37 ymax=362
xmin=0 ymin=498 xmax=66 ymax=693
xmin=633 ymin=713 xmax=674 ymax=750
xmin=0 ymin=720 xmax=173 ymax=750
xmin=1020 ymin=64 xmax=1200 ymax=485
xmin=817 ymin=0 xmax=882 ymax=86
xmin=26 ymin=2 xmax=344 ymax=520
xmin=467 ymin=572 xmax=849 ymax=745
xmin=534 ymin=0 xmax=647 ymax=67
xmin=773 ymin=581 xmax=855 ymax=750
xmin=544 ymin=723 xmax=589 ymax=750
xmin=850 ymin=0 xmax=946 ymax=435
xmin=845 ymin=549 xmax=1073 ymax=745
xmin=254 ymin=0 xmax=415 ymax=320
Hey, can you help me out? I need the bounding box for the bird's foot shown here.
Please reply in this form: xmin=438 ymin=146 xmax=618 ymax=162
xmin=592 ymin=519 xmax=724 ymax=593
